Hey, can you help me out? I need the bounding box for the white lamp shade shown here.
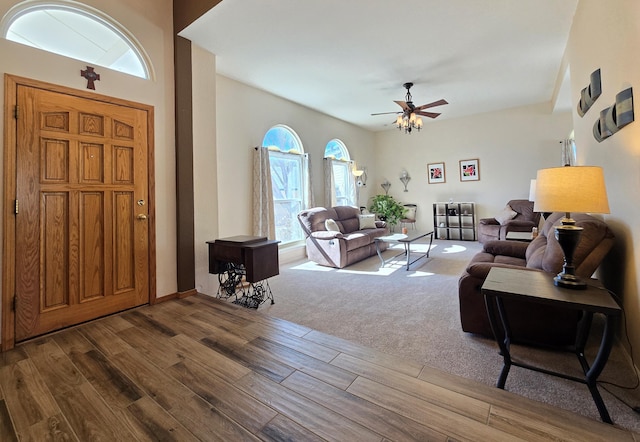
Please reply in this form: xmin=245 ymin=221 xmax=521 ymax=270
xmin=533 ymin=166 xmax=610 ymax=214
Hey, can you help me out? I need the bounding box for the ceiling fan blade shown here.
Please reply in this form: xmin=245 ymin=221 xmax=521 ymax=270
xmin=394 ymin=100 xmax=410 ymax=111
xmin=371 ymin=111 xmax=401 ymax=116
xmin=415 ymin=99 xmax=448 ymax=111
xmin=415 ymin=110 xmax=441 ymax=119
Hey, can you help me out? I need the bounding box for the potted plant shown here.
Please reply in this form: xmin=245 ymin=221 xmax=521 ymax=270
xmin=369 ymin=194 xmax=407 ymax=230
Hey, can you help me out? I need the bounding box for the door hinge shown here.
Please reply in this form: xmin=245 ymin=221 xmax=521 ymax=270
xmin=14 ymin=199 xmax=18 ymax=215
xmin=14 ymin=105 xmax=19 ymax=120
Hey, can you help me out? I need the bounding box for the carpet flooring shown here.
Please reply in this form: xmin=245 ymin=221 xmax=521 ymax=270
xmin=258 ymin=239 xmax=640 ymax=433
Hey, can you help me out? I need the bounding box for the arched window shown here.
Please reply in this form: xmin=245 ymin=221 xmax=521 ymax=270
xmin=324 ymin=139 xmax=356 ymax=207
xmin=1 ymin=1 xmax=153 ymax=79
xmin=324 ymin=139 xmax=349 ymax=161
xmin=263 ymin=125 xmax=309 ymax=244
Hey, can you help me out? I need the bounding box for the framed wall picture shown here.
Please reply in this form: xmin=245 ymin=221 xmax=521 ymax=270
xmin=459 ymin=159 xmax=480 ymax=181
xmin=427 ymin=162 xmax=446 ymax=184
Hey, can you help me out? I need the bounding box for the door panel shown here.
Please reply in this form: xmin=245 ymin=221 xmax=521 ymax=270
xmin=14 ymin=85 xmax=150 ymax=341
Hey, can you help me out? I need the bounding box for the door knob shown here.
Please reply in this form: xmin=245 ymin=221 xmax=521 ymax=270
xmin=137 ymin=214 xmax=148 ymax=220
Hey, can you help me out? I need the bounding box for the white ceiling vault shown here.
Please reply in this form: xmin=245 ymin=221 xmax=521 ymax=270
xmin=180 ymin=0 xmax=578 ymax=132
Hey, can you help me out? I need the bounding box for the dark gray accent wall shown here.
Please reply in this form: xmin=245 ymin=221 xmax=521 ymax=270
xmin=174 ymin=35 xmax=195 ymax=293
xmin=173 ymin=1 xmax=222 ymax=293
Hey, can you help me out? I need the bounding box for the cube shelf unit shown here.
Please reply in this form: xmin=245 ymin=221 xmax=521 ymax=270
xmin=433 ymin=202 xmax=476 ymax=241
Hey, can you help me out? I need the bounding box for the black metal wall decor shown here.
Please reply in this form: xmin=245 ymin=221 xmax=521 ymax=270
xmin=577 ymin=68 xmax=602 ymax=117
xmin=593 ymin=87 xmax=634 ymax=142
xmin=80 ymin=66 xmax=100 ymax=90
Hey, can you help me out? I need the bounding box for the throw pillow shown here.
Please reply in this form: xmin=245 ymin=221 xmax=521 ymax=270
xmin=495 ymin=205 xmax=518 ymax=225
xmin=358 ymin=214 xmax=376 ymax=229
xmin=325 ymin=219 xmax=341 ymax=232
xmin=403 ymin=206 xmax=416 ymax=220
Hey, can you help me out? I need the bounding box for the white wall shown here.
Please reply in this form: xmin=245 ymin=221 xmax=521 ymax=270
xmin=214 ymin=75 xmax=376 ymax=235
xmin=373 ymin=103 xmax=573 ymax=229
xmin=0 ymin=0 xmax=177 ymax=302
xmin=192 ymin=45 xmax=218 ymax=296
xmin=197 ymin=73 xmax=376 ymax=292
xmin=566 ymin=0 xmax=640 ymax=365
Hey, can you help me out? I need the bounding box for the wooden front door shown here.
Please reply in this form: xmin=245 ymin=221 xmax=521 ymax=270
xmin=11 ymin=82 xmax=152 ymax=342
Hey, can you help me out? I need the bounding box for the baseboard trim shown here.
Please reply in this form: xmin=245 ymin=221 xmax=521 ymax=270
xmin=149 ymin=289 xmax=199 ymax=304
xmin=152 ymin=292 xmax=177 ymax=304
xmin=178 ymin=288 xmax=198 ymax=298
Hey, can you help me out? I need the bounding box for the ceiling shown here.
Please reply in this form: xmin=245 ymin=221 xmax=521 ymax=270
xmin=180 ymin=0 xmax=578 ymax=132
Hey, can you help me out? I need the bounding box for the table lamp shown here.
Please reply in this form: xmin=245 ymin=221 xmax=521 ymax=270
xmin=534 ymin=166 xmax=610 ymax=289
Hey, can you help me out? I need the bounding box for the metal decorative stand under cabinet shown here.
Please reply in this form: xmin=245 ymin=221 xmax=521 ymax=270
xmin=433 ymin=202 xmax=476 ymax=240
xmin=207 ymin=235 xmax=280 ymax=308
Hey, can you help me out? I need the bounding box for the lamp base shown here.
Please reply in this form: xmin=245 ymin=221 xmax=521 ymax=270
xmin=554 ymin=273 xmax=587 ymax=289
xmin=554 ymin=218 xmax=587 ymax=290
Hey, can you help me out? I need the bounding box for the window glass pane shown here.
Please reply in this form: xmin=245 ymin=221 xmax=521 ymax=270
xmin=263 ymin=127 xmax=300 ymax=153
xmin=324 ymin=139 xmax=349 ymax=160
xmin=270 ymin=153 xmax=302 ymax=200
xmin=263 ymin=126 xmax=306 ymax=244
xmin=325 ymin=139 xmax=354 ymax=206
xmin=273 ymin=200 xmax=302 ymax=243
xmin=332 ymin=161 xmax=350 ymax=206
xmin=3 ymin=7 xmax=149 ymax=79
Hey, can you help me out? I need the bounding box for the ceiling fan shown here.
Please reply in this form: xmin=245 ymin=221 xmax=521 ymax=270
xmin=372 ymin=82 xmax=448 ymax=133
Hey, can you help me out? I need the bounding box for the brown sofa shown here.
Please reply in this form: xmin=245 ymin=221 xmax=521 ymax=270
xmin=477 ymin=199 xmax=541 ymax=244
xmin=297 ymin=206 xmax=389 ymax=268
xmin=459 ymin=212 xmax=615 ymax=346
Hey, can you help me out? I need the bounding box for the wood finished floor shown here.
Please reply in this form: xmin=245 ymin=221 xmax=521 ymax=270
xmin=0 ymin=294 xmax=638 ymax=441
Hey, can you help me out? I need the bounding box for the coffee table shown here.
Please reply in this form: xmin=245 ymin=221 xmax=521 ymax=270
xmin=374 ymin=231 xmax=434 ymax=270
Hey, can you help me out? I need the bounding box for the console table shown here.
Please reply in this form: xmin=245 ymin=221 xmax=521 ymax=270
xmin=481 ymin=267 xmax=621 ymax=424
xmin=207 ymin=235 xmax=279 ymax=308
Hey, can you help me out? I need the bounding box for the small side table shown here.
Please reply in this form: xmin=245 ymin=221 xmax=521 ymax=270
xmin=481 ymin=267 xmax=621 ymax=424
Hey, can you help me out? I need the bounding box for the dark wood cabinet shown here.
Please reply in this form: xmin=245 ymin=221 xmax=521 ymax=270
xmin=208 ymin=235 xmax=280 ymax=282
xmin=207 ymin=235 xmax=280 ymax=308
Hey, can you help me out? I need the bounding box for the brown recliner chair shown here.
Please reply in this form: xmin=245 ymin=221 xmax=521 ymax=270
xmin=458 ymin=212 xmax=615 ymax=346
xmin=477 ymin=199 xmax=541 ymax=244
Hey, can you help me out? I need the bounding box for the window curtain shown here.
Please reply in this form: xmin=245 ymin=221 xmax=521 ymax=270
xmin=252 ymin=147 xmax=276 ymax=239
xmin=348 ymin=159 xmax=357 ymax=207
xmin=561 ymin=138 xmax=576 ymax=166
xmin=323 ymin=158 xmax=336 ymax=207
xmin=304 ymin=153 xmax=315 ymax=209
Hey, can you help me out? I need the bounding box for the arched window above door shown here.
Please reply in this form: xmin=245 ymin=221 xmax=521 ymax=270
xmin=1 ymin=1 xmax=153 ymax=79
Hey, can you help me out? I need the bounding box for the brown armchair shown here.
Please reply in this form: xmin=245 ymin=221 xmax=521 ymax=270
xmin=478 ymin=199 xmax=541 ymax=244
xmin=458 ymin=212 xmax=615 ymax=346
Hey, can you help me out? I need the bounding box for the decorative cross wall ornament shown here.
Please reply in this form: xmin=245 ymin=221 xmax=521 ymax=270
xmin=81 ymin=66 xmax=100 ymax=90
